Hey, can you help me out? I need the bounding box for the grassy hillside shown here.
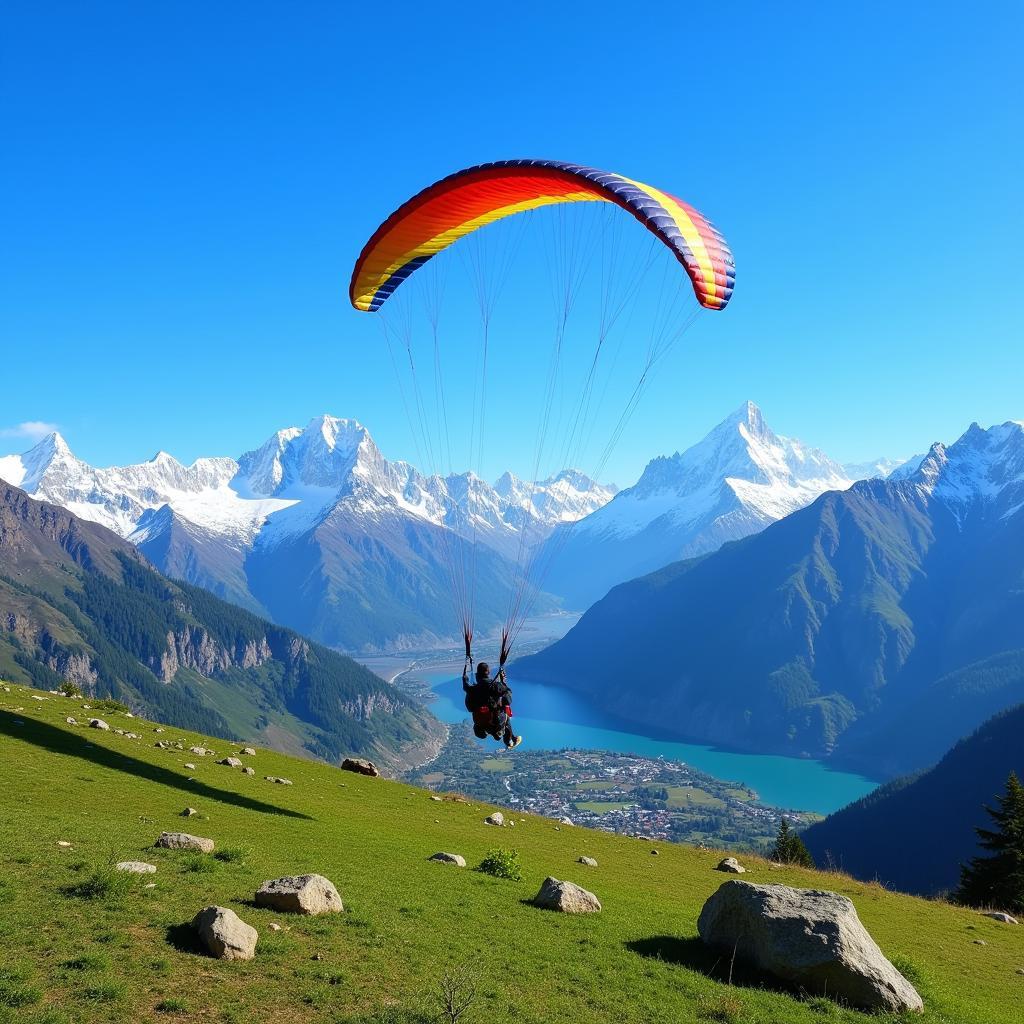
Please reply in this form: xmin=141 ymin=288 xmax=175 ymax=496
xmin=2 ymin=683 xmax=1022 ymax=1024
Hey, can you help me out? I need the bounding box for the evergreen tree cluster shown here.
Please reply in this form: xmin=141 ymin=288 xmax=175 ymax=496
xmin=956 ymin=772 xmax=1024 ymax=914
xmin=770 ymin=817 xmax=815 ymax=868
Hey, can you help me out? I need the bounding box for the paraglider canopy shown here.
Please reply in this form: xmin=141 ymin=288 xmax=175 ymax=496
xmin=350 ymin=159 xmax=734 ymax=315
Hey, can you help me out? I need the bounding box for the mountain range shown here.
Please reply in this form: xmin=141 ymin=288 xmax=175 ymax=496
xmin=0 ymin=416 xmax=614 ymax=651
xmin=516 ymin=419 xmax=1024 ymax=777
xmin=0 ymin=480 xmax=444 ymax=769
xmin=539 ymin=401 xmax=906 ymax=608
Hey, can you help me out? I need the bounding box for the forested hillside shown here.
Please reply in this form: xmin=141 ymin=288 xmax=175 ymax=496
xmin=0 ymin=482 xmax=443 ymax=769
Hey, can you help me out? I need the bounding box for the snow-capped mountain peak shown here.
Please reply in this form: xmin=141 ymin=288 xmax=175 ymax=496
xmin=912 ymin=420 xmax=1024 ymax=522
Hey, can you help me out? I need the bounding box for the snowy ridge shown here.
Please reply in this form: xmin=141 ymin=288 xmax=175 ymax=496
xmin=911 ymin=420 xmax=1024 ymax=524
xmin=0 ymin=415 xmax=614 ymax=558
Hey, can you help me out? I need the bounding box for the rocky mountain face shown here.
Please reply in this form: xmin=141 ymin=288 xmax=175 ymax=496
xmin=540 ymin=402 xmax=866 ymax=608
xmin=517 ymin=420 xmax=1024 ymax=776
xmin=0 ymin=416 xmax=614 ymax=651
xmin=0 ymin=481 xmax=444 ymax=769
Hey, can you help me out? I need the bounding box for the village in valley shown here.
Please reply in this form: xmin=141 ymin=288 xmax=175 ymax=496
xmin=406 ymin=727 xmax=820 ymax=851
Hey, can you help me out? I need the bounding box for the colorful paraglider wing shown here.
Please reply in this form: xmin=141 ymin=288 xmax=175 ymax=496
xmin=349 ymin=160 xmax=735 ymax=313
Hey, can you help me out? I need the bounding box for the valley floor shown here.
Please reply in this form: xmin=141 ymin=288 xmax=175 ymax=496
xmin=2 ymin=682 xmax=1022 ymax=1024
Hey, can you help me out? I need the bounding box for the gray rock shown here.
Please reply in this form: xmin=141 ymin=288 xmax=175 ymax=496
xmin=558 ymin=816 xmax=575 ymax=826
xmin=484 ymin=812 xmax=505 ymax=827
xmin=241 ymin=766 xmax=255 ymax=776
xmin=429 ymin=852 xmax=466 ymax=867
xmin=578 ymin=856 xmax=598 ymax=867
xmin=88 ymin=718 xmax=109 ymax=730
xmin=65 ymin=716 xmax=78 ymax=725
xmin=341 ymin=757 xmax=379 ymax=777
xmin=217 ymin=757 xmax=243 ymax=768
xmin=697 ymin=881 xmax=923 ymax=1013
xmin=116 ymin=861 xmax=156 ymax=874
xmin=430 ymin=795 xmax=443 ymax=802
xmin=533 ymin=877 xmax=601 ymax=913
xmin=155 ymin=831 xmax=214 ymax=853
xmin=255 ymin=874 xmax=343 ymax=915
xmin=192 ymin=906 xmax=258 ymax=961
xmin=717 ymin=857 xmax=747 ymax=874
xmin=184 ymin=763 xmax=196 ymax=770
xmin=181 ymin=807 xmax=198 ymax=817
xmin=154 ymin=727 xmax=164 ymax=733
xmin=241 ymin=747 xmax=256 ymax=756
xmin=983 ymin=912 xmax=1018 ymax=924
xmin=190 ymin=746 xmax=208 ymax=756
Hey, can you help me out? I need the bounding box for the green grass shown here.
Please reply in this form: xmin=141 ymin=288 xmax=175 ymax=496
xmin=2 ymin=682 xmax=1023 ymax=1023
xmin=665 ymin=787 xmax=727 ymax=809
xmin=479 ymin=758 xmax=514 ymax=773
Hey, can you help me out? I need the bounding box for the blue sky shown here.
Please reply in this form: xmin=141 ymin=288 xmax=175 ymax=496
xmin=2 ymin=2 xmax=1021 ymax=484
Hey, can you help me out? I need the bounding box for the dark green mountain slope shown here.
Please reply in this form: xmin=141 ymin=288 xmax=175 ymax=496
xmin=0 ymin=482 xmax=443 ymax=769
xmin=801 ymin=704 xmax=1024 ymax=896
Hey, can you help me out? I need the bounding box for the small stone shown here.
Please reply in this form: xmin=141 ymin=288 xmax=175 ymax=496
xmin=268 ymin=922 xmax=282 ymax=931
xmin=341 ymin=757 xmax=379 ymax=777
xmin=242 ymin=766 xmax=255 ymax=776
xmin=275 ymin=777 xmax=293 ymax=785
xmin=973 ymin=939 xmax=988 ymax=946
xmin=116 ymin=861 xmax=156 ymax=874
xmin=155 ymin=831 xmax=214 ymax=853
xmin=255 ymin=874 xmax=343 ymax=915
xmin=429 ymin=852 xmax=466 ymax=867
xmin=114 ymin=728 xmax=125 ymax=735
xmin=154 ymin=727 xmax=164 ymax=733
xmin=484 ymin=812 xmax=504 ymax=826
xmin=533 ymin=877 xmax=601 ymax=913
xmin=578 ymin=856 xmax=598 ymax=867
xmin=983 ymin=912 xmax=1019 ymax=924
xmin=217 ymin=757 xmax=243 ymax=768
xmin=184 ymin=763 xmax=196 ymax=770
xmin=56 ymin=840 xmax=73 ymax=848
xmin=88 ymin=719 xmax=109 ymax=731
xmin=65 ymin=716 xmax=78 ymax=725
xmin=430 ymin=795 xmax=442 ymax=802
xmin=144 ymin=882 xmax=156 ymax=888
xmin=651 ymin=849 xmax=660 ymax=855
xmin=717 ymin=857 xmax=746 ymax=874
xmin=192 ymin=906 xmax=257 ymax=961
xmin=190 ymin=746 xmax=208 ymax=756
xmin=181 ymin=807 xmax=198 ymax=817
xmin=241 ymin=747 xmax=256 ymax=756
xmin=558 ymin=816 xmax=575 ymax=826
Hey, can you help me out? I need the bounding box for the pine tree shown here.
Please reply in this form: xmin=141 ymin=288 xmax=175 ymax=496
xmin=770 ymin=816 xmax=815 ymax=868
xmin=956 ymin=771 xmax=1024 ymax=914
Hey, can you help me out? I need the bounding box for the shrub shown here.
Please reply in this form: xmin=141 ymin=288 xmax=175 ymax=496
xmin=477 ymin=848 xmax=522 ymax=881
xmin=155 ymin=998 xmax=189 ymax=1013
xmin=62 ymin=867 xmax=133 ymax=903
xmin=213 ymin=846 xmax=250 ymax=864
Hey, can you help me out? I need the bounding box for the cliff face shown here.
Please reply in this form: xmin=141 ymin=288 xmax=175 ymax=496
xmin=0 ymin=481 xmax=444 ymax=772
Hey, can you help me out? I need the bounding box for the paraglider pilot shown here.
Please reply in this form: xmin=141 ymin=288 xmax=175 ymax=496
xmin=463 ymin=659 xmax=522 ymax=749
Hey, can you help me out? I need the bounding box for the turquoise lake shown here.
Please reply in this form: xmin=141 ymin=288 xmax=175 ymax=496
xmin=418 ymin=669 xmax=878 ymax=815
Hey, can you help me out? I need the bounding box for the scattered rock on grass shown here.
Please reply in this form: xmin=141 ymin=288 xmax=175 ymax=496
xmin=578 ymin=856 xmax=598 ymax=867
xmin=88 ymin=719 xmax=109 ymax=731
xmin=193 ymin=906 xmax=258 ymax=961
xmin=241 ymin=747 xmax=256 ymax=756
xmin=65 ymin=716 xmax=77 ymax=725
xmin=341 ymin=757 xmax=379 ymax=777
xmin=56 ymin=840 xmax=73 ymax=848
xmin=156 ymin=832 xmax=214 ymax=853
xmin=189 ymin=746 xmax=209 ymax=756
xmin=983 ymin=912 xmax=1018 ymax=924
xmin=184 ymin=763 xmax=196 ymax=770
xmin=255 ymin=874 xmax=343 ymax=915
xmin=558 ymin=816 xmax=574 ymax=826
xmin=533 ymin=877 xmax=601 ymax=914
xmin=217 ymin=757 xmax=243 ymax=768
xmin=116 ymin=861 xmax=156 ymax=874
xmin=697 ymin=881 xmax=923 ymax=1013
xmin=242 ymin=766 xmax=255 ymax=776
xmin=484 ymin=812 xmax=505 ymax=827
xmin=429 ymin=853 xmax=466 ymax=867
xmin=430 ymin=795 xmax=442 ymax=802
xmin=181 ymin=807 xmax=198 ymax=817
xmin=717 ymin=857 xmax=746 ymax=873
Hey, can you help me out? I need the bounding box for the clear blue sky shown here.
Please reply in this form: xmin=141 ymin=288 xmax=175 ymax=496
xmin=2 ymin=1 xmax=1021 ymax=484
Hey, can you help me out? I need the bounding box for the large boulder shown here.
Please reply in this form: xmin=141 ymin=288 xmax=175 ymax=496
xmin=155 ymin=831 xmax=215 ymax=853
xmin=342 ymin=757 xmax=379 ymax=777
xmin=697 ymin=881 xmax=923 ymax=1013
xmin=192 ymin=906 xmax=258 ymax=961
xmin=429 ymin=852 xmax=466 ymax=867
xmin=255 ymin=874 xmax=343 ymax=915
xmin=717 ymin=857 xmax=746 ymax=874
xmin=533 ymin=877 xmax=601 ymax=914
